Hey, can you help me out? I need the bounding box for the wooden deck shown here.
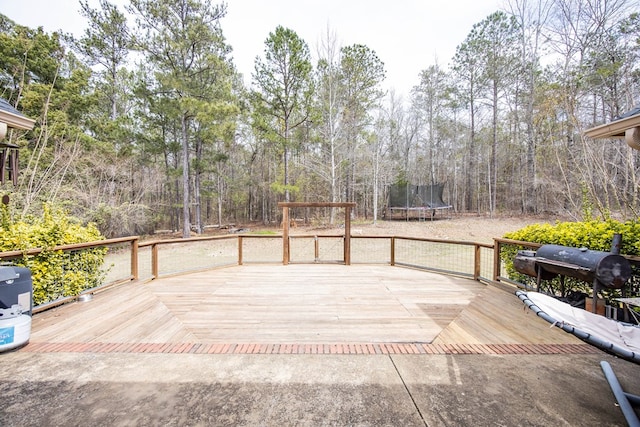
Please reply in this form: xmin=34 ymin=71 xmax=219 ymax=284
xmin=24 ymin=264 xmax=590 ymax=354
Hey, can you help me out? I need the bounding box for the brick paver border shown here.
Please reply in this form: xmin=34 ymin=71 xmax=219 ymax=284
xmin=20 ymin=342 xmax=601 ymax=355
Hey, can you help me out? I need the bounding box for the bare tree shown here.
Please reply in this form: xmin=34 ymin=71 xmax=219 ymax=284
xmin=315 ymin=26 xmax=343 ymax=223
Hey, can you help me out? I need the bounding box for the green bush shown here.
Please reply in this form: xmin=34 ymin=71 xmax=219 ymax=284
xmin=0 ymin=204 xmax=107 ymax=305
xmin=501 ymin=219 xmax=640 ymax=300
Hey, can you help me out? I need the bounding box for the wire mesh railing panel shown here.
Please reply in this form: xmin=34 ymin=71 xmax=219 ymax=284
xmin=135 ymin=245 xmax=154 ymax=282
xmin=289 ymin=236 xmax=316 ymax=263
xmin=351 ymin=237 xmax=392 ymax=264
xmin=394 ymin=238 xmax=476 ymax=277
xmin=478 ymin=246 xmax=495 ymax=281
xmin=100 ymin=241 xmax=135 ymax=283
xmin=34 ymin=248 xmax=111 ymax=304
xmin=240 ymin=236 xmax=282 ymax=263
xmin=156 ymin=238 xmax=238 ymax=276
xmin=318 ymin=236 xmax=345 ymax=263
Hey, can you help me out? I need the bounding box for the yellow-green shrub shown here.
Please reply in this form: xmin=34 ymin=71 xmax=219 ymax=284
xmin=0 ymin=204 xmax=107 ymax=305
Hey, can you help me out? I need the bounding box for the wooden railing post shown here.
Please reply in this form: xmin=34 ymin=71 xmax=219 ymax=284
xmin=390 ymin=237 xmax=395 ymax=266
xmin=238 ymin=235 xmax=243 ymax=265
xmin=473 ymin=243 xmax=481 ymax=281
xmin=152 ymin=243 xmax=159 ymax=279
xmin=131 ymin=238 xmax=139 ymax=281
xmin=344 ymin=206 xmax=351 ymax=265
xmin=493 ymin=239 xmax=501 ymax=282
xmin=314 ymin=235 xmax=319 ymax=262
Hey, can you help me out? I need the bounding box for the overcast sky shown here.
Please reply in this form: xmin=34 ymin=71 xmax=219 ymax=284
xmin=1 ymin=0 xmax=504 ymax=97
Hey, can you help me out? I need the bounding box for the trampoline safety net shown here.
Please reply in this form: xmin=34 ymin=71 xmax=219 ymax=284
xmin=386 ymin=183 xmax=452 ymax=220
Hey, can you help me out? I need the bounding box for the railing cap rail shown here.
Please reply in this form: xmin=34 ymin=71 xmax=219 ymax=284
xmin=138 ymin=234 xmax=238 ymax=248
xmin=494 ymin=237 xmax=543 ymax=248
xmin=0 ymin=236 xmax=139 ymax=258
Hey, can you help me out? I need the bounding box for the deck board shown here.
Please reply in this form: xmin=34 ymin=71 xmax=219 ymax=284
xmin=432 ymin=284 xmax=575 ymax=344
xmin=30 ymin=264 xmax=581 ymax=346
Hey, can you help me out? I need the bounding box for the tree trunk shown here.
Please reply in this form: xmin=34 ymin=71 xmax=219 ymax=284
xmin=181 ymin=114 xmax=191 ymax=238
xmin=491 ymin=80 xmax=498 ymax=215
xmin=217 ymin=173 xmax=223 ymax=227
xmin=466 ymin=88 xmax=476 ymax=211
xmin=193 ymin=135 xmax=203 ymax=234
xmin=283 ymin=145 xmax=290 ymax=202
xmin=372 ymin=145 xmax=379 ymax=223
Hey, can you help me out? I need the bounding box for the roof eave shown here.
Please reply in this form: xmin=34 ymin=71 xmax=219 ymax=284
xmin=584 ymin=115 xmax=640 ymax=139
xmin=0 ymin=110 xmax=36 ymax=131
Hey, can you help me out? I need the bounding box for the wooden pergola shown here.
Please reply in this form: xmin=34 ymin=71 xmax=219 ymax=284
xmin=278 ymin=202 xmax=356 ymax=265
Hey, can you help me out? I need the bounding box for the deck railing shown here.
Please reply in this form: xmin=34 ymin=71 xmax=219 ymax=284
xmin=0 ymin=237 xmax=139 ymax=312
xmin=5 ymin=232 xmax=636 ymax=313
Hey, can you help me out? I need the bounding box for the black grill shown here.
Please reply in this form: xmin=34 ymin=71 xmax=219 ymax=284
xmin=514 ymin=243 xmax=633 ymax=314
xmin=515 ymin=244 xmax=631 ymax=289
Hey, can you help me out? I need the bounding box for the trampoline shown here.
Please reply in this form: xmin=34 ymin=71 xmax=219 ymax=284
xmin=385 ymin=183 xmax=452 ymax=220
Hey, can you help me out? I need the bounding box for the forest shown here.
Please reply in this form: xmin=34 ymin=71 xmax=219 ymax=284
xmin=0 ymin=0 xmax=639 ymax=238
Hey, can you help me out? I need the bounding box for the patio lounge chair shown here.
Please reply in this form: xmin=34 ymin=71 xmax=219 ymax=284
xmin=517 ymin=291 xmax=640 ymax=426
